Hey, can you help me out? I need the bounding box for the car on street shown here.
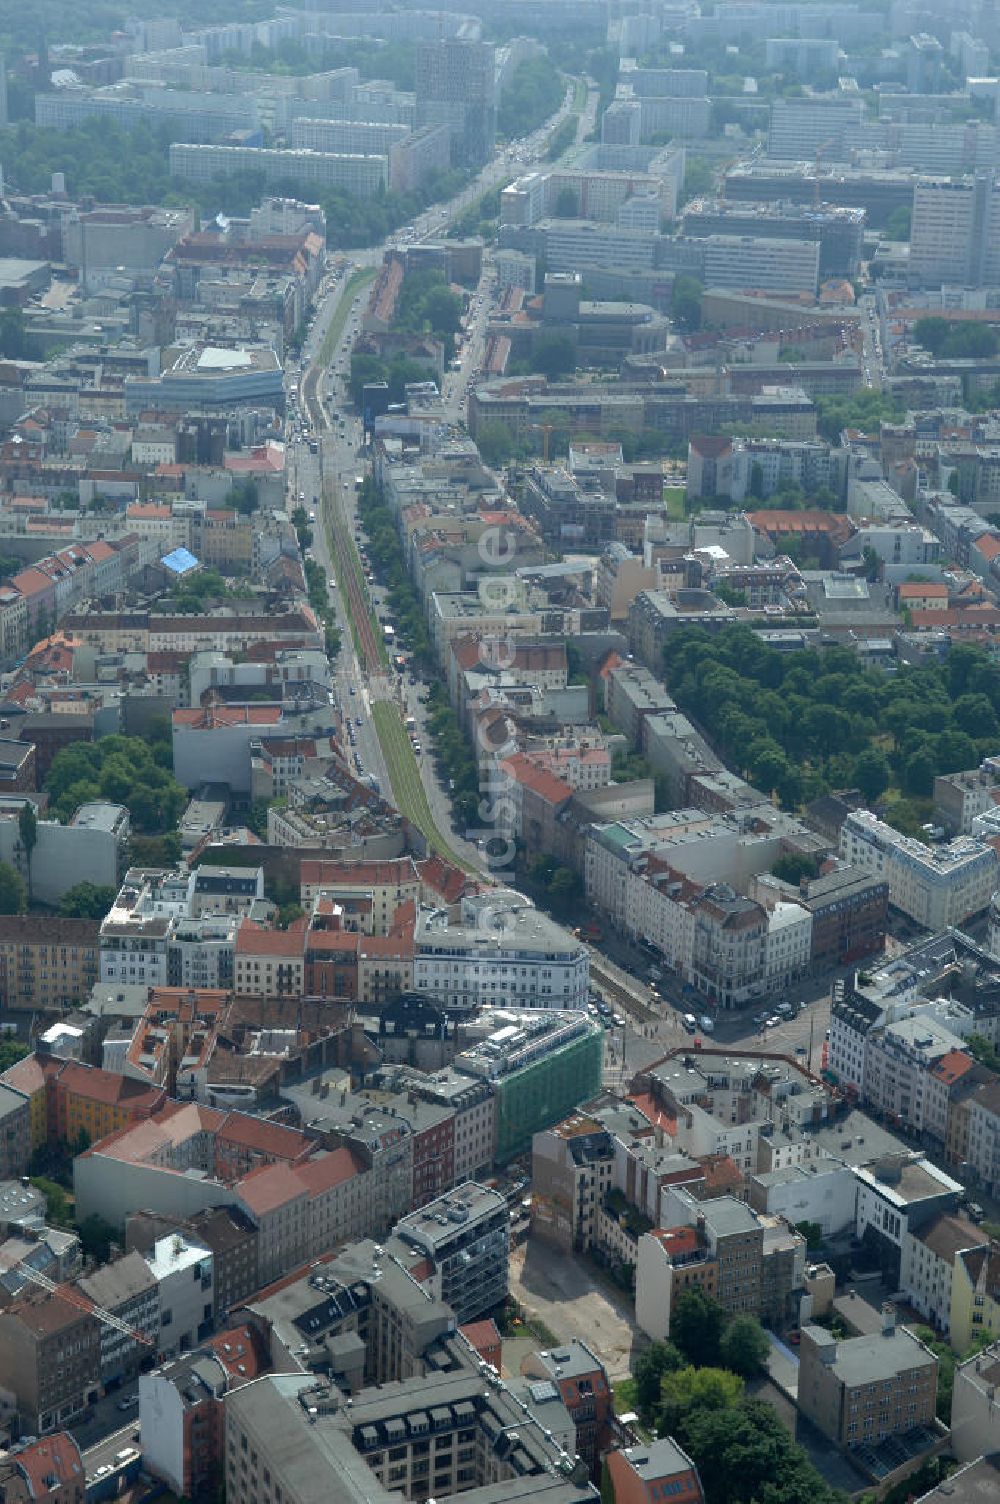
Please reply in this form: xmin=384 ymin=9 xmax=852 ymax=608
xmin=765 ymin=1016 xmax=780 ymax=1028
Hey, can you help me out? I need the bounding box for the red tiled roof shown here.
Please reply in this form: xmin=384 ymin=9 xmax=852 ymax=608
xmin=236 ymin=1162 xmax=307 ymax=1216
xmin=931 ymin=1049 xmax=975 ymax=1086
xmin=207 ymin=1322 xmax=268 ymax=1382
xmin=127 ymin=503 xmax=172 ymax=519
xmin=293 ymin=1146 xmax=361 ymax=1194
xmin=359 ymin=933 xmax=414 ymax=958
xmin=236 ymin=918 xmax=307 ymax=957
xmin=690 ymin=434 xmax=732 ymax=458
xmin=502 ymin=752 xmax=573 ymax=806
xmin=747 ymin=509 xmax=853 ymax=536
xmin=898 ymin=582 xmax=948 ymax=599
xmin=300 ymin=857 xmax=419 ymax=887
xmin=173 ymin=706 xmax=283 ymax=728
xmin=55 ymin=1060 xmax=165 ymax=1112
xmin=217 ymin=1111 xmax=311 ymax=1161
xmin=6 ymin=1432 xmax=83 ymax=1496
xmin=460 ymin=1317 xmax=501 ymax=1357
xmin=305 ymin=930 xmax=359 ymax=954
xmin=0 ymin=1052 xmax=61 ymax=1098
xmin=417 ymin=854 xmax=472 ymax=906
xmin=700 ymin=1153 xmax=743 ymax=1191
xmin=910 ymin=609 xmax=1000 ymax=628
xmin=627 ymin=1091 xmax=675 ymax=1136
xmin=651 ymin=1225 xmax=699 ymax=1257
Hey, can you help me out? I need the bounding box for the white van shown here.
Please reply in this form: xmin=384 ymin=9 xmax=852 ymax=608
xmin=699 ymin=1015 xmax=715 ymax=1034
xmin=682 ymin=1013 xmax=697 ymax=1034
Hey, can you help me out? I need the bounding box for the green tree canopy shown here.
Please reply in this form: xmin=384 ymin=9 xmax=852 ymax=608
xmin=45 ymin=735 xmax=186 ymax=834
xmin=884 ymin=206 xmax=911 ymax=241
xmin=669 ymin=1287 xmax=728 ymax=1368
xmin=657 ymin=1365 xmax=744 ymax=1438
xmin=0 ymin=862 xmax=27 ymax=915
xmin=662 ymin=623 xmax=1000 ymax=816
xmin=672 ymin=275 xmax=703 ymax=332
xmin=58 ymin=882 xmax=118 ymax=919
xmin=530 ymin=332 xmax=578 ymax=381
xmin=475 ymin=420 xmax=517 ymax=467
xmin=913 ymin=317 xmax=999 ymax=360
xmin=682 ymin=1398 xmax=846 ymax=1504
xmin=719 ymin=1315 xmax=770 ymax=1377
xmin=497 ymin=56 xmax=565 ymax=139
xmin=632 ymin=1341 xmax=684 ymax=1424
xmin=853 ymin=747 xmax=891 ymax=804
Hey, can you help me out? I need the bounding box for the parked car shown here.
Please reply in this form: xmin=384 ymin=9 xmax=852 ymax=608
xmin=681 ymin=1013 xmax=697 ymax=1034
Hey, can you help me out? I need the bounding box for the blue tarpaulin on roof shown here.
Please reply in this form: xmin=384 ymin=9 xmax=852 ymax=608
xmin=161 ymin=547 xmax=200 ymax=576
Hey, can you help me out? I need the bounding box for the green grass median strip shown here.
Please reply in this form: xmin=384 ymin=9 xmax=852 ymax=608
xmin=319 ymin=266 xmax=376 ymax=368
xmin=372 ymin=702 xmax=478 ymax=874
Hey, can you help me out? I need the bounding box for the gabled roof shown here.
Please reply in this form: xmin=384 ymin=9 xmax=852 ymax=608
xmin=236 ymin=1162 xmax=307 ymax=1216
xmin=235 ymin=918 xmax=308 ymax=958
xmin=501 ymin=752 xmax=573 ymax=806
xmin=931 ymin=1049 xmax=975 ymax=1087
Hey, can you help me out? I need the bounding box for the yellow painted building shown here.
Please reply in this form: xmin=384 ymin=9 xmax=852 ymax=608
xmin=0 ymin=1054 xmax=58 ymax=1152
xmin=951 ymin=1244 xmax=1000 ymax=1351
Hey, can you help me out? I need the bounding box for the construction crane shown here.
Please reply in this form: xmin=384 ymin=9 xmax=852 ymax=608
xmin=530 ymin=421 xmax=556 ymax=463
xmin=15 ymin=1263 xmax=155 ymax=1346
xmin=814 ymin=137 xmax=836 ymax=209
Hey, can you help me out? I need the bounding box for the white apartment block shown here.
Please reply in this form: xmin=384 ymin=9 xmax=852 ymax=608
xmin=289 ymin=117 xmax=409 ymax=155
xmin=767 ymin=95 xmax=866 ymax=157
xmin=168 ymin=142 xmax=388 ymax=196
xmin=951 ymin=1339 xmax=1000 ymax=1463
xmin=538 ymin=220 xmax=658 ymax=274
xmin=700 ymin=234 xmax=820 ymax=295
xmin=909 ymin=174 xmax=1000 ymax=288
xmin=900 ymin=1214 xmax=986 ymax=1337
xmin=412 ymin=892 xmax=589 ymax=1011
xmin=863 ymin=1014 xmax=968 ymax=1132
xmin=763 ymin=901 xmax=813 ymax=990
xmin=854 ymin=1157 xmax=963 ymax=1262
xmin=965 ymin=1082 xmax=1000 ymax=1195
xmin=765 ymin=38 xmax=840 ymax=75
xmin=829 ymin=981 xmax=976 ymax=1123
xmin=749 ymin=1157 xmax=859 ymax=1237
xmin=840 ymin=810 xmax=998 ymax=929
xmin=634 ymin=94 xmax=711 ymax=141
xmin=144 ymin=1234 xmax=213 ymax=1356
xmin=728 ymin=438 xmax=843 ymax=504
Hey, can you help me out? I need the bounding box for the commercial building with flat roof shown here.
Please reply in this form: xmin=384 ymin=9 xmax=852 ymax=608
xmin=413 ymin=892 xmax=589 ymax=1013
xmin=797 ymin=1313 xmax=938 ymax=1448
xmin=169 ymin=143 xmax=387 ymax=197
xmin=391 ymin=1183 xmax=508 ymax=1323
xmin=125 ymin=343 xmax=284 ymax=414
xmin=841 ymin=809 xmax=998 ymax=929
